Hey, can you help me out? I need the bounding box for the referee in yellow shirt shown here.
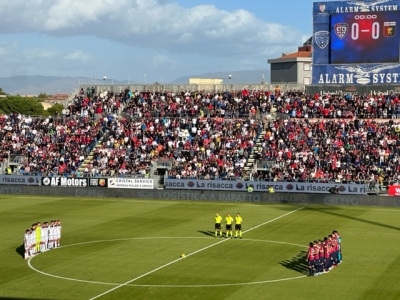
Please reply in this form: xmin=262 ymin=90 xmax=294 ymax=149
xmin=214 ymin=213 xmax=223 ymax=237
xmin=225 ymin=213 xmax=234 ymax=238
xmin=235 ymin=213 xmax=243 ymax=239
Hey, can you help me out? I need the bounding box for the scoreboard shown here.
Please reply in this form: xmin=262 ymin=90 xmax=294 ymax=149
xmin=312 ymin=1 xmax=400 ymax=85
xmin=331 ymin=11 xmax=399 ymax=64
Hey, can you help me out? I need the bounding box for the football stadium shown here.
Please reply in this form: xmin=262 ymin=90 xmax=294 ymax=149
xmin=1 ymin=1 xmax=400 ymax=300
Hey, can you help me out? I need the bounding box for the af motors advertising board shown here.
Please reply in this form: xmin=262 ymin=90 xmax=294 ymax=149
xmin=165 ymin=179 xmax=367 ymax=195
xmin=107 ymin=178 xmax=154 ymax=189
xmin=42 ymin=177 xmax=88 ymax=187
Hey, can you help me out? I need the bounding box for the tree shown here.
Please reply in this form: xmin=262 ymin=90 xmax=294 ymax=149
xmin=0 ymin=96 xmax=46 ymax=115
xmin=47 ymin=103 xmax=64 ymax=116
xmin=0 ymin=87 xmax=6 ymax=95
xmin=37 ymin=93 xmax=49 ymax=99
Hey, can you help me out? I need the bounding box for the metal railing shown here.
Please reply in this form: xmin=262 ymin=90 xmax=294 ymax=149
xmin=16 ymin=172 xmax=147 ymax=179
xmin=165 ymin=175 xmax=395 ymax=186
xmin=154 ymin=158 xmax=174 ymax=168
xmin=119 ymin=111 xmax=269 ymax=121
xmin=118 ymin=109 xmax=400 ymax=122
xmin=79 ymin=83 xmax=306 ymax=94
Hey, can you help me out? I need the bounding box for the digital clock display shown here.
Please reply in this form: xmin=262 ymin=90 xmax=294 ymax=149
xmin=330 ymin=11 xmax=400 ymax=64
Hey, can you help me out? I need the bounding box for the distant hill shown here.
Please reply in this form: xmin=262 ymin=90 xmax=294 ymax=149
xmin=0 ymin=76 xmax=108 ymax=96
xmin=0 ymin=71 xmax=271 ymax=95
xmin=0 ymin=75 xmax=133 ymax=96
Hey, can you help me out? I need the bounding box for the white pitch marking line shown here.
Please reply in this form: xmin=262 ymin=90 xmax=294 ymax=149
xmin=126 ymin=274 xmax=308 ymax=288
xmin=88 ymin=206 xmax=304 ymax=300
xmin=58 ymin=236 xmax=212 ymax=249
xmin=244 ymin=239 xmax=307 ymax=248
xmin=28 ymin=237 xmax=306 ymax=287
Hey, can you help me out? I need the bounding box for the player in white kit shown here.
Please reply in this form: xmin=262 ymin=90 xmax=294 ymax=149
xmin=22 ymin=220 xmax=63 ymax=258
xmin=40 ymin=222 xmax=49 ymax=252
xmin=56 ymin=220 xmax=62 ymax=247
xmin=53 ymin=221 xmax=58 ymax=248
xmin=29 ymin=225 xmax=37 ymax=256
xmin=24 ymin=229 xmax=30 ymax=260
xmin=48 ymin=221 xmax=55 ymax=249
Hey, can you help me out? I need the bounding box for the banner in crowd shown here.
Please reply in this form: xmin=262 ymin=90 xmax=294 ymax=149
xmin=0 ymin=175 xmax=41 ymax=186
xmin=388 ymin=185 xmax=400 ymax=196
xmin=42 ymin=177 xmax=88 ymax=187
xmin=107 ymin=178 xmax=154 ymax=189
xmin=164 ymin=179 xmax=368 ymax=195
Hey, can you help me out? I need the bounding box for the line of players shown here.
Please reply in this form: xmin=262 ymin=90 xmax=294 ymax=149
xmin=23 ymin=220 xmax=62 ymax=260
xmin=307 ymin=230 xmax=342 ymax=276
xmin=214 ymin=213 xmax=243 ymax=238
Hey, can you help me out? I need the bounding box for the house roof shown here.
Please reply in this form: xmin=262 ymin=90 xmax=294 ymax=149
xmin=277 ymin=51 xmax=312 ymax=59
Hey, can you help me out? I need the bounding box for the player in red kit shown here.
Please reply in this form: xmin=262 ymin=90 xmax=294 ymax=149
xmin=324 ymin=236 xmax=332 ymax=271
xmin=306 ymin=231 xmax=343 ymax=277
xmin=318 ymin=240 xmax=325 ymax=274
xmin=321 ymin=239 xmax=329 ymax=273
xmin=313 ymin=241 xmax=321 ymax=276
xmin=329 ymin=234 xmax=338 ymax=268
xmin=332 ymin=234 xmax=339 ymax=267
xmin=307 ymin=242 xmax=316 ymax=276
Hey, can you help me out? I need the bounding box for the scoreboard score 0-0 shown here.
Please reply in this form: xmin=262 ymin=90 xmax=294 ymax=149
xmin=331 ymin=11 xmax=399 ymax=64
xmin=312 ymin=1 xmax=400 ymax=85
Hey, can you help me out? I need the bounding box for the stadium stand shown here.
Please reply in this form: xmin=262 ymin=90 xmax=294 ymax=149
xmin=1 ymin=87 xmax=400 ymax=191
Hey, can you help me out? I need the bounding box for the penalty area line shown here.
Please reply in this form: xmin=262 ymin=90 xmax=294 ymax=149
xmin=88 ymin=206 xmax=304 ymax=300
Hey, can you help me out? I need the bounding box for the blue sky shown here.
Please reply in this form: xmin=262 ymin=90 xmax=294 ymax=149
xmin=0 ymin=0 xmax=317 ymax=83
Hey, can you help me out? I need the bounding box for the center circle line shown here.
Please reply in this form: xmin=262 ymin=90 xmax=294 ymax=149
xmin=28 ymin=237 xmax=307 ymax=288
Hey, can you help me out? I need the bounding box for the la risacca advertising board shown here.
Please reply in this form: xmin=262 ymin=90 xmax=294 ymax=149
xmin=165 ymin=179 xmax=367 ymax=195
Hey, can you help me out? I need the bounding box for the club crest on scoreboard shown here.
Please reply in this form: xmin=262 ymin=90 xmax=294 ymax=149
xmin=319 ymin=3 xmax=326 ymax=13
xmin=315 ymin=31 xmax=330 ymax=49
xmin=334 ymin=23 xmax=349 ymax=39
xmin=384 ymin=21 xmax=397 ymax=36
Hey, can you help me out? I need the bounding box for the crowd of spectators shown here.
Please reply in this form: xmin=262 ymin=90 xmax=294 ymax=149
xmin=80 ymin=88 xmax=265 ymax=177
xmin=85 ymin=114 xmax=262 ymax=178
xmin=0 ymin=87 xmax=126 ymax=176
xmin=272 ymin=91 xmax=400 ymax=119
xmin=121 ymin=88 xmax=400 ymax=120
xmin=1 ymin=86 xmax=400 ymax=186
xmin=0 ymin=112 xmax=105 ymax=176
xmin=252 ymin=118 xmax=400 ymax=185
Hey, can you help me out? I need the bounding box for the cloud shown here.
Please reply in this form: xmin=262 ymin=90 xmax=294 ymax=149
xmin=0 ymin=0 xmax=307 ymax=58
xmin=151 ymin=55 xmax=179 ymax=69
xmin=63 ymin=50 xmax=92 ymax=62
xmin=0 ymin=41 xmax=25 ymax=67
xmin=0 ymin=41 xmax=17 ymax=57
xmin=23 ymin=48 xmax=58 ymax=60
xmin=0 ymin=39 xmax=94 ymax=77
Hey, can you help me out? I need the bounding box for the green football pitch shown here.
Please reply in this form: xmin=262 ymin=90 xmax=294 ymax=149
xmin=1 ymin=195 xmax=399 ymax=300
